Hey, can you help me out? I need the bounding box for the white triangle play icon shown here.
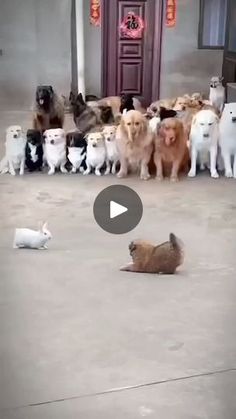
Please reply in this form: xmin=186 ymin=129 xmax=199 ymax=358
xmin=110 ymin=200 xmax=128 ymax=219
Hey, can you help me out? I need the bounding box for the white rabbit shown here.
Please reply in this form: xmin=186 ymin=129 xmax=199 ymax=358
xmin=13 ymin=222 xmax=52 ymax=249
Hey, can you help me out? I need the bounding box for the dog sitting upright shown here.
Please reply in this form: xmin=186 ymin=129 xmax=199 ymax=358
xmin=0 ymin=126 xmax=26 ymax=176
xmin=209 ymin=76 xmax=225 ymax=114
xmin=25 ymin=129 xmax=43 ymax=172
xmin=83 ymin=130 xmax=106 ymax=176
xmin=33 ymin=85 xmax=65 ymax=133
xmin=103 ymin=125 xmax=119 ymax=175
xmin=66 ymin=131 xmax=87 ymax=173
xmin=44 ymin=128 xmax=67 ymax=175
xmin=120 ymin=233 xmax=184 ymax=274
xmin=219 ymin=103 xmax=236 ymax=178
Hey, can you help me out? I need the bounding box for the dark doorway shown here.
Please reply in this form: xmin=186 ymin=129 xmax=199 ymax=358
xmin=222 ymin=0 xmax=236 ymax=86
xmin=101 ymin=0 xmax=162 ymax=106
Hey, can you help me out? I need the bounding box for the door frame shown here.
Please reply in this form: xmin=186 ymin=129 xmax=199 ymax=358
xmin=101 ymin=0 xmax=163 ymax=103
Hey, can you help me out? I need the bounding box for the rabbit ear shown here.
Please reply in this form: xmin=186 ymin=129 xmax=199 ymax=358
xmin=42 ymin=222 xmax=48 ymax=231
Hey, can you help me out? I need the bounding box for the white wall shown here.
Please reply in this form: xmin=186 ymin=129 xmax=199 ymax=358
xmin=159 ymin=0 xmax=223 ymax=100
xmin=0 ymin=0 xmax=71 ymax=110
xmin=83 ymin=0 xmax=102 ymax=97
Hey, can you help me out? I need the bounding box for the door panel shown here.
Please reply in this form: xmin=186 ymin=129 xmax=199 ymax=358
xmin=223 ymin=0 xmax=236 ymax=88
xmin=103 ymin=0 xmax=157 ymax=106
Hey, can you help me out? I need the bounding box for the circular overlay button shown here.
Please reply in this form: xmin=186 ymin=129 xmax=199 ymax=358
xmin=93 ymin=185 xmax=143 ymax=234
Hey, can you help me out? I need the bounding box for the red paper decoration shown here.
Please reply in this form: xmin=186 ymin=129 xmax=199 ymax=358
xmin=120 ymin=12 xmax=145 ymax=39
xmin=90 ymin=0 xmax=100 ymax=26
xmin=166 ymin=0 xmax=177 ymax=28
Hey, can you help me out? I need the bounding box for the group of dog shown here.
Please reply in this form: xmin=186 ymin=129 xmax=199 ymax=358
xmin=1 ymin=76 xmax=236 ymax=180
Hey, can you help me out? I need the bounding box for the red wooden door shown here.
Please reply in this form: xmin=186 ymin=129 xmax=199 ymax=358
xmin=102 ymin=0 xmax=157 ymax=106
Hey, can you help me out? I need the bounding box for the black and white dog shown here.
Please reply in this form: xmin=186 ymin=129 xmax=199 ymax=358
xmin=25 ymin=129 xmax=44 ymax=172
xmin=66 ymin=131 xmax=87 ymax=173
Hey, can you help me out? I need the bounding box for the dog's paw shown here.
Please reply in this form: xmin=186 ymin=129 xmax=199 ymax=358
xmin=225 ymin=171 xmax=233 ymax=178
xmin=95 ymin=170 xmax=101 ymax=176
xmin=140 ymin=173 xmax=150 ymax=181
xmin=83 ymin=170 xmax=90 ymax=176
xmin=188 ymin=170 xmax=196 ymax=178
xmin=60 ymin=167 xmax=68 ymax=174
xmin=79 ymin=167 xmax=85 ymax=173
xmin=170 ymin=176 xmax=179 ymax=182
xmin=156 ymin=175 xmax=163 ymax=181
xmin=48 ymin=170 xmax=55 ymax=176
xmin=211 ymin=171 xmax=219 ymax=179
xmin=104 ymin=169 xmax=110 ymax=176
xmin=10 ymin=171 xmax=16 ymax=177
xmin=19 ymin=171 xmax=24 ymax=176
xmin=111 ymin=167 xmax=117 ymax=175
xmin=117 ymin=171 xmax=126 ymax=178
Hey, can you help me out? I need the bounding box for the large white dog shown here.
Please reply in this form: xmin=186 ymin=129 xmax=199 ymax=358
xmin=0 ymin=125 xmax=26 ymax=176
xmin=188 ymin=110 xmax=219 ymax=178
xmin=219 ymin=103 xmax=236 ymax=178
xmin=44 ymin=128 xmax=67 ymax=175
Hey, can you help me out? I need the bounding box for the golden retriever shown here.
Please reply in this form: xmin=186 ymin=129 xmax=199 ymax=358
xmin=116 ymin=110 xmax=154 ymax=180
xmin=154 ymin=118 xmax=189 ymax=181
xmin=120 ymin=233 xmax=184 ymax=274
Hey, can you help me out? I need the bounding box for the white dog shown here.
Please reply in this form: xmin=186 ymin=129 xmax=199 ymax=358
xmin=103 ymin=125 xmax=119 ymax=175
xmin=0 ymin=126 xmax=26 ymax=176
xmin=209 ymin=76 xmax=225 ymax=114
xmin=83 ymin=131 xmax=106 ymax=176
xmin=44 ymin=128 xmax=67 ymax=175
xmin=188 ymin=110 xmax=219 ymax=178
xmin=219 ymin=103 xmax=236 ymax=178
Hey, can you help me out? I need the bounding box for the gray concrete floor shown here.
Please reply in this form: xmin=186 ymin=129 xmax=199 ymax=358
xmin=0 ymin=112 xmax=236 ymax=418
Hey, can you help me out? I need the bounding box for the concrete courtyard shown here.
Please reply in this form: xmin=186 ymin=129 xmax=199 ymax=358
xmin=0 ymin=112 xmax=236 ymax=418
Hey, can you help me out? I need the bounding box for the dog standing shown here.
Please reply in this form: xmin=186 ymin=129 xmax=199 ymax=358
xmin=209 ymin=76 xmax=225 ymax=114
xmin=33 ymin=85 xmax=65 ymax=133
xmin=120 ymin=233 xmax=184 ymax=274
xmin=188 ymin=110 xmax=219 ymax=178
xmin=219 ymin=103 xmax=236 ymax=178
xmin=25 ymin=129 xmax=43 ymax=172
xmin=44 ymin=128 xmax=67 ymax=175
xmin=66 ymin=131 xmax=87 ymax=173
xmin=103 ymin=125 xmax=119 ymax=175
xmin=83 ymin=131 xmax=106 ymax=176
xmin=0 ymin=126 xmax=26 ymax=176
xmin=116 ymin=110 xmax=153 ymax=180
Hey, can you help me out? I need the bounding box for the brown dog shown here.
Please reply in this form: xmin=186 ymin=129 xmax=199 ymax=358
xmin=116 ymin=110 xmax=154 ymax=180
xmin=120 ymin=233 xmax=184 ymax=274
xmin=154 ymin=118 xmax=189 ymax=181
xmin=33 ymin=86 xmax=64 ymax=133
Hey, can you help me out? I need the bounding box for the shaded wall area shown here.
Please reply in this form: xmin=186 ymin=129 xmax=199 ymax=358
xmin=159 ymin=0 xmax=223 ymax=100
xmin=83 ymin=0 xmax=102 ymax=97
xmin=0 ymin=0 xmax=71 ymax=110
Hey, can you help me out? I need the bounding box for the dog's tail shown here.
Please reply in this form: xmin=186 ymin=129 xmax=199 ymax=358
xmin=169 ymin=233 xmax=184 ymax=263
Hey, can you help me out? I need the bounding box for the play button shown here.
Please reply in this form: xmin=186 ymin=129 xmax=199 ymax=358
xmin=110 ymin=201 xmax=128 ymax=219
xmin=93 ymin=185 xmax=143 ymax=234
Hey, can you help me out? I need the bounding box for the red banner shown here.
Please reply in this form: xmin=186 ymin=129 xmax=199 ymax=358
xmin=166 ymin=0 xmax=176 ymax=27
xmin=90 ymin=0 xmax=100 ymax=26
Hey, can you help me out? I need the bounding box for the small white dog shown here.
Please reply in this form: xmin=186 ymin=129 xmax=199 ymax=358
xmin=83 ymin=131 xmax=106 ymax=176
xmin=103 ymin=125 xmax=119 ymax=175
xmin=188 ymin=109 xmax=219 ymax=178
xmin=209 ymin=76 xmax=225 ymax=114
xmin=219 ymin=103 xmax=236 ymax=178
xmin=44 ymin=128 xmax=67 ymax=175
xmin=0 ymin=125 xmax=26 ymax=176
